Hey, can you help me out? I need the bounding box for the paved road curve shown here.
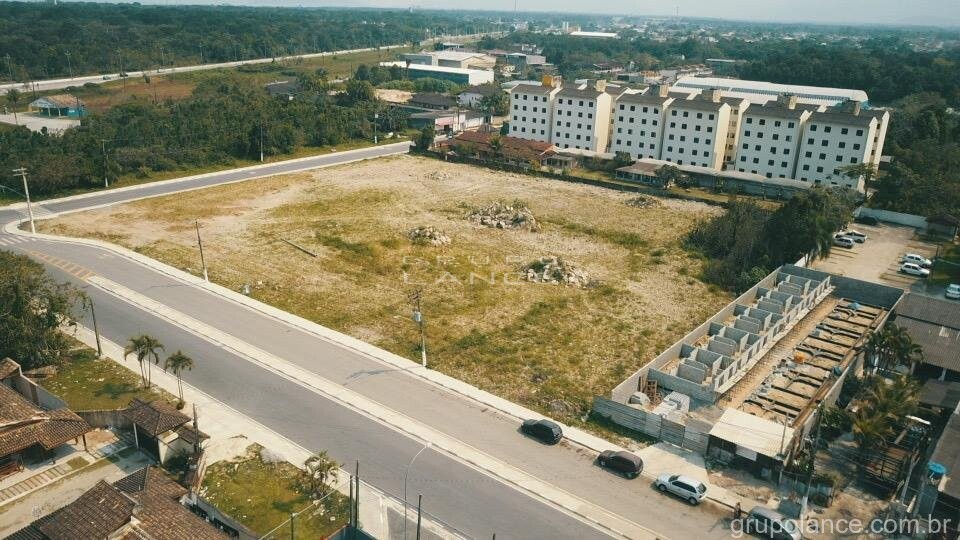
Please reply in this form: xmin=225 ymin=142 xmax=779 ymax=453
xmin=0 ymin=146 xmax=734 ymax=539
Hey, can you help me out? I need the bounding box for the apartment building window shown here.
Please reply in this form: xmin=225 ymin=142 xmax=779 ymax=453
xmin=557 ymin=132 xmax=562 ymax=138
xmin=616 ymin=127 xmax=622 ymax=133
xmin=841 ymin=128 xmax=848 ymax=135
xmin=781 ymin=161 xmax=788 ymax=167
xmin=522 ymin=106 xmax=527 ymax=111
xmin=819 ymin=153 xmax=826 ymax=159
xmin=619 ymin=104 xmax=625 ymax=111
xmin=774 ymin=121 xmax=781 ymax=127
xmin=772 ymin=134 xmax=779 ymax=141
xmin=755 ymin=145 xmax=761 ymax=151
xmin=810 ymin=125 xmax=817 ymax=131
xmin=707 ymin=127 xmax=713 ymax=133
xmin=566 ymin=111 xmax=571 ymax=116
xmin=681 ymin=123 xmax=688 ymax=129
xmin=670 ymin=122 xmax=676 ymax=128
xmin=512 ymin=126 xmax=517 ymax=132
xmin=653 ymin=108 xmax=659 ymax=114
xmin=578 ymin=112 xmax=583 ymax=118
xmin=649 ymin=143 xmax=656 ymax=150
xmin=786 ymin=135 xmax=792 ymax=142
xmin=757 ymin=132 xmax=764 ymax=139
xmin=541 ymin=130 xmax=545 ymax=135
xmin=671 ymin=110 xmax=677 ymax=116
xmin=850 ymin=157 xmax=858 ymax=163
xmin=589 ymin=102 xmax=593 ymax=107
xmin=704 ymin=151 xmax=709 ymax=157
xmin=626 ymin=140 xmax=632 ymax=146
xmin=692 ymin=149 xmax=698 ymax=156
xmin=753 ymin=157 xmax=759 ymax=164
xmin=630 ymin=106 xmax=636 ymax=111
xmin=577 ymin=123 xmax=582 ymax=129
xmin=759 ymin=119 xmax=765 ymax=125
xmin=766 ymin=173 xmax=773 ymax=178
xmin=821 ymin=140 xmax=828 ymax=146
xmin=856 ymin=129 xmax=864 ymax=136
xmin=588 ymin=113 xmax=593 ymax=119
xmin=576 ymin=134 xmax=581 ymax=140
xmin=616 ymin=139 xmax=622 ymax=145
xmin=652 ymin=120 xmax=658 ymax=126
xmin=740 ymin=156 xmax=747 ymax=162
xmin=816 ymin=166 xmax=824 ymax=173
xmin=802 ymin=164 xmax=810 ymax=171
xmin=696 ymin=112 xmax=703 ymax=119
xmin=805 ymin=151 xmax=812 ymax=158
xmin=641 ymin=119 xmax=647 ymax=125
xmin=668 ymin=134 xmax=675 ymax=140
xmin=783 ymin=149 xmax=790 ymax=155
xmin=512 ymin=115 xmax=517 ymax=121
xmin=746 ymin=117 xmax=753 ymax=124
xmin=835 ymin=155 xmax=842 ymax=162
xmin=853 ymin=143 xmax=861 ymax=150
xmin=638 ymin=142 xmax=645 ymax=148
xmin=807 ymin=138 xmax=814 ymax=144
xmin=695 ymin=125 xmax=701 ymax=131
xmin=627 ymin=129 xmax=632 ymax=135
xmin=682 ymin=111 xmax=689 ymax=117
xmin=770 ymin=146 xmax=777 ymax=154
xmin=667 ymin=146 xmax=673 ymax=152
xmin=521 ymin=117 xmax=527 ymax=122
xmin=523 ymin=95 xmax=528 ymax=100
xmin=838 ymin=142 xmax=846 ymax=148
xmin=579 ymin=100 xmax=584 ymax=106
xmin=742 ymin=143 xmax=749 ymax=150
xmin=824 ymin=126 xmax=832 ymax=133
xmin=768 ymin=159 xmax=775 ymax=166
xmin=709 ymin=114 xmax=715 ymax=120
xmin=514 ymin=94 xmax=519 ymax=100
xmin=640 ymin=131 xmax=646 ymax=136
xmin=706 ymin=139 xmax=711 ymax=144
xmin=513 ymin=105 xmax=518 ymax=110
xmin=521 ymin=127 xmax=526 ymax=133
xmin=788 ymin=122 xmax=795 ymax=128
xmin=643 ymin=106 xmax=649 ymax=113
xmin=691 ymin=136 xmax=697 ymax=143
xmin=680 ymin=135 xmax=686 ymax=142
xmin=566 ymin=122 xmax=571 ymax=127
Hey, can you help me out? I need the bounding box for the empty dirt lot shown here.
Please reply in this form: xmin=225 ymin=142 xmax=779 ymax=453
xmin=40 ymin=155 xmax=731 ymax=426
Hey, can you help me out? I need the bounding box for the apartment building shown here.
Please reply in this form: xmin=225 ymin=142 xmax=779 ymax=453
xmin=720 ymin=96 xmax=750 ymax=167
xmin=551 ymin=83 xmax=612 ymax=152
xmin=660 ymin=89 xmax=731 ymax=169
xmin=609 ymin=85 xmax=674 ymax=160
xmin=508 ymin=83 xmax=560 ymax=143
xmin=735 ymin=95 xmax=817 ymax=179
xmin=794 ymin=100 xmax=887 ymax=190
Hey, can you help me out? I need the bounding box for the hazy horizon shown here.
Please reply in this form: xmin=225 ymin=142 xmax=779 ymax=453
xmin=71 ymin=0 xmax=960 ymax=29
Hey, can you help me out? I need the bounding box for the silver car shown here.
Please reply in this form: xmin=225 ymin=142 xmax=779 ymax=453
xmin=654 ymin=473 xmax=707 ymax=504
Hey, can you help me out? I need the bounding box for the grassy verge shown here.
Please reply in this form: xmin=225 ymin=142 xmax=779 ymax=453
xmin=41 ymin=345 xmax=176 ymax=410
xmin=200 ymin=445 xmax=349 ymax=538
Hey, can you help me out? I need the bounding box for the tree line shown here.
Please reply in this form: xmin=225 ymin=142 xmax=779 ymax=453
xmin=0 ymin=1 xmax=489 ymax=82
xmin=686 ymin=188 xmax=855 ymax=291
xmin=1 ymin=72 xmax=404 ymax=197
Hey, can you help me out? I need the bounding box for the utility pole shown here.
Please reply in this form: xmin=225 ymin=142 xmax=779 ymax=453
xmin=12 ymin=168 xmax=35 ymax=233
xmin=373 ymin=112 xmax=378 ymax=144
xmin=87 ymin=295 xmax=102 ymax=358
xmin=64 ymin=51 xmax=73 ymax=79
xmin=259 ymin=123 xmax=265 ymax=162
xmin=101 ymin=140 xmax=110 ymax=188
xmin=416 ymin=494 xmax=423 ymax=540
xmin=195 ymin=220 xmax=209 ymax=282
xmin=409 ymin=289 xmax=427 ymax=368
xmin=199 ymin=41 xmax=204 ymax=65
xmin=801 ymin=403 xmax=823 ymax=518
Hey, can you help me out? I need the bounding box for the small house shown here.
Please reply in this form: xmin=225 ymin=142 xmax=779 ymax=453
xmin=122 ymin=399 xmax=207 ymax=464
xmin=28 ymin=94 xmax=85 ymax=117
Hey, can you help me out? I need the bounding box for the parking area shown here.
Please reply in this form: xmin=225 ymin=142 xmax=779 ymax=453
xmin=811 ymin=223 xmax=941 ymax=293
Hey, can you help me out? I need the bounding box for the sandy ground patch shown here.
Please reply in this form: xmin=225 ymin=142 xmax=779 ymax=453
xmin=41 ymin=155 xmax=731 ymax=427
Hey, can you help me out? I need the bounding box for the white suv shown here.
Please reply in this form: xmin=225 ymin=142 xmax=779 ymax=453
xmin=842 ymin=229 xmax=867 ymax=242
xmin=901 ymin=262 xmax=931 ymax=277
xmin=655 ymin=473 xmax=707 ymax=505
xmin=903 ymin=253 xmax=933 ymax=268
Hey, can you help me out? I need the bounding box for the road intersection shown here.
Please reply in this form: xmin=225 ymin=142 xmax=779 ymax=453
xmin=0 ymin=144 xmax=733 ymax=539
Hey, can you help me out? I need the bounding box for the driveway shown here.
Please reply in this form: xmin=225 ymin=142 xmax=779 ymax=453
xmin=811 ymin=223 xmax=940 ymax=294
xmin=0 ymin=113 xmax=79 ymax=133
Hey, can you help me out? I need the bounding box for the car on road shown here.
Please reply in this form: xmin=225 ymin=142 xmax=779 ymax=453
xmin=842 ymin=229 xmax=867 ymax=242
xmin=946 ymin=284 xmax=960 ymax=300
xmin=654 ymin=474 xmax=707 ymax=505
xmin=520 ymin=419 xmax=562 ymax=445
xmin=102 ymin=75 xmax=112 ymax=80
xmin=741 ymin=506 xmax=802 ymax=540
xmin=597 ymin=450 xmax=643 ymax=479
xmin=854 ymin=215 xmax=879 ymax=226
xmin=902 ymin=253 xmax=933 ymax=268
xmin=833 ymin=234 xmax=855 ymax=248
xmin=900 ymin=262 xmax=931 ymax=277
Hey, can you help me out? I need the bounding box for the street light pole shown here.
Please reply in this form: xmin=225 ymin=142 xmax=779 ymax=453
xmin=84 ymin=294 xmax=103 ymax=358
xmin=12 ymin=167 xmax=35 ymax=233
xmin=409 ymin=289 xmax=427 ymax=367
xmin=374 ymin=112 xmax=378 ymax=144
xmin=196 ymin=220 xmax=209 ymax=282
xmin=403 ymin=442 xmax=431 ymax=540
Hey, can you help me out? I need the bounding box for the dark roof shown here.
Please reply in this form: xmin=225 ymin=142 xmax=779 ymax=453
xmin=460 ymin=84 xmax=500 ymax=97
xmin=122 ymin=399 xmax=190 ymax=437
xmin=896 ymin=293 xmax=960 ymax=330
xmin=618 ymin=92 xmax=672 ymax=105
xmin=930 ymin=412 xmax=960 ymax=500
xmin=452 ymin=131 xmax=554 ymax=161
xmin=409 ymin=92 xmax=457 ymax=109
xmin=744 ymin=102 xmax=815 ymax=120
xmin=670 ymin=97 xmax=727 ymax=112
xmin=556 ymin=87 xmax=603 ymax=100
xmin=264 ymin=80 xmax=301 ymax=96
xmin=175 ymin=424 xmax=209 ymax=446
xmin=920 ymin=380 xmax=960 ymax=410
xmin=808 ymin=109 xmax=876 ymax=128
xmin=0 ymin=358 xmax=20 ymax=380
xmin=0 ymin=383 xmax=92 ymax=456
xmin=8 ymin=467 xmax=229 ymax=540
xmin=511 ymin=84 xmax=552 ymax=95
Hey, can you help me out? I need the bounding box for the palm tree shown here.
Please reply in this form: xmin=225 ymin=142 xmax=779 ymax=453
xmin=6 ymin=88 xmax=21 ymax=126
xmin=889 ymin=326 xmax=924 ymax=373
xmin=852 ymin=408 xmax=892 ymax=458
xmin=124 ymin=334 xmax=164 ymax=388
xmin=301 ymin=450 xmax=339 ymax=498
xmin=164 ymin=350 xmax=194 ymax=404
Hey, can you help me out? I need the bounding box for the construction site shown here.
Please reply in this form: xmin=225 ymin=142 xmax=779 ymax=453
xmin=594 ymin=264 xmax=904 ymax=479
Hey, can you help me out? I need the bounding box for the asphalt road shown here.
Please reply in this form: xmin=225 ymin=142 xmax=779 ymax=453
xmin=0 ymin=146 xmax=733 ymax=539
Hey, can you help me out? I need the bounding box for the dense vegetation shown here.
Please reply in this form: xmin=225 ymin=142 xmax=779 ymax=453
xmin=0 ymin=2 xmax=491 ymax=81
xmin=0 ymin=73 xmax=401 ymax=196
xmin=686 ymin=189 xmax=855 ymax=291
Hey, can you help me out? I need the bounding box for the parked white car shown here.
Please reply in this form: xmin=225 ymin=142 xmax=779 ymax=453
xmin=903 ymin=253 xmax=933 ymax=268
xmin=654 ymin=473 xmax=707 ymax=505
xmin=833 ymin=235 xmax=855 ymax=249
xmin=946 ymin=284 xmax=960 ymax=300
xmin=901 ymin=262 xmax=931 ymax=277
xmin=842 ymin=229 xmax=867 ymax=243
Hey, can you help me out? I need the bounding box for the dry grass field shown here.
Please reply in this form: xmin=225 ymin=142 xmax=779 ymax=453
xmin=41 ymin=155 xmax=731 ymax=425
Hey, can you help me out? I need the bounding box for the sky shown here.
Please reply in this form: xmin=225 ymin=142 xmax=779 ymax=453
xmin=130 ymin=0 xmax=960 ymax=27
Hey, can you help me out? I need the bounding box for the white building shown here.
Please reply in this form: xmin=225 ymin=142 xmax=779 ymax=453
xmin=660 ymin=89 xmax=731 ymax=169
xmin=673 ymin=77 xmax=869 ymax=107
xmin=720 ymin=96 xmax=751 ymax=167
xmin=402 ymin=50 xmax=496 ymax=70
xmin=569 ymin=31 xmax=619 ymax=39
xmin=794 ymin=100 xmax=888 ymax=190
xmin=735 ymin=95 xmax=818 ymax=179
xmin=379 ymin=62 xmax=494 ymax=86
xmin=609 ymin=85 xmax=674 ymax=160
xmin=508 ymin=83 xmax=560 ymax=143
xmin=551 ymin=82 xmax=612 ymax=152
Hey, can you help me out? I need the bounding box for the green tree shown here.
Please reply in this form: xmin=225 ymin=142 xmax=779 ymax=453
xmin=0 ymin=251 xmax=84 ymax=369
xmin=5 ymin=88 xmax=21 ymax=126
xmin=654 ymin=164 xmax=684 ymax=187
xmin=301 ymin=450 xmax=339 ymax=498
xmin=416 ymin=125 xmax=434 ymax=151
xmin=478 ymin=91 xmax=508 ymax=116
xmin=124 ymin=334 xmax=164 ymax=388
xmin=345 ymin=80 xmax=375 ymax=104
xmin=164 ymin=350 xmax=194 ymax=405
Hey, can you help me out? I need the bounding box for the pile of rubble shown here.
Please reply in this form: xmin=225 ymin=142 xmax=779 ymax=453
xmin=523 ymin=256 xmax=592 ymax=287
xmin=624 ymin=195 xmax=660 ymax=209
xmin=408 ymin=226 xmax=452 ymax=246
xmin=466 ymin=201 xmax=539 ymax=231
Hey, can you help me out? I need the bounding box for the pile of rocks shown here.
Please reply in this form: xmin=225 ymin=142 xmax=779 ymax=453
xmin=624 ymin=195 xmax=660 ymax=209
xmin=523 ymin=256 xmax=592 ymax=287
xmin=409 ymin=226 xmax=452 ymax=246
xmin=467 ymin=201 xmax=539 ymax=231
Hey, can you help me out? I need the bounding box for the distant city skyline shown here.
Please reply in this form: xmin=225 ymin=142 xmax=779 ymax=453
xmin=106 ymin=0 xmax=960 ymax=28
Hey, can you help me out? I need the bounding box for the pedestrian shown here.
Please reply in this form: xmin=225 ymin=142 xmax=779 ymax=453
xmin=734 ymin=501 xmax=742 ymax=521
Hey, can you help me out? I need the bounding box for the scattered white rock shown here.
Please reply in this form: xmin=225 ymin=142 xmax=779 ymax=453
xmin=523 ymin=256 xmax=592 ymax=287
xmin=466 ymin=201 xmax=539 ymax=231
xmin=409 ymin=226 xmax=452 ymax=246
xmin=624 ymin=195 xmax=660 ymax=209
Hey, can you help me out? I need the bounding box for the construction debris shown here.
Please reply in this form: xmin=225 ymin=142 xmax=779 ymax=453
xmin=624 ymin=195 xmax=660 ymax=209
xmin=409 ymin=226 xmax=452 ymax=246
xmin=466 ymin=201 xmax=539 ymax=231
xmin=523 ymin=256 xmax=592 ymax=287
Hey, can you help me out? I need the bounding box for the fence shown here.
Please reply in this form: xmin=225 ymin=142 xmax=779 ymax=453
xmin=854 ymin=207 xmax=928 ymax=229
xmin=75 ymin=408 xmax=131 ymax=430
xmin=593 ymin=396 xmax=711 ymax=455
